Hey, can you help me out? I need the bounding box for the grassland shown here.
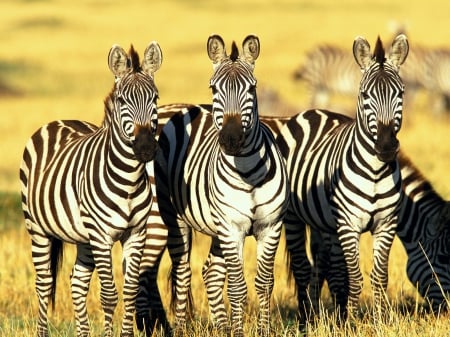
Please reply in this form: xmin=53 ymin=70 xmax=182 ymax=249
xmin=0 ymin=0 xmax=449 ymax=336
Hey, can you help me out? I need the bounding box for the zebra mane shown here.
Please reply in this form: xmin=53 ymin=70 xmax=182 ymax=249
xmin=128 ymin=44 xmax=141 ymax=72
xmin=373 ymin=36 xmax=385 ymax=66
xmin=230 ymin=41 xmax=239 ymax=62
xmin=101 ymin=91 xmax=115 ymax=127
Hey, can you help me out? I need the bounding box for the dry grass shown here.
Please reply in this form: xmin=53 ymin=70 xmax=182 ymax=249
xmin=1 ymin=0 xmax=449 ymax=336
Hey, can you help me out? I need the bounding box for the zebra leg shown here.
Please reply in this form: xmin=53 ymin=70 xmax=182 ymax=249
xmin=338 ymin=229 xmax=363 ymax=315
xmin=168 ymin=223 xmax=193 ymax=335
xmin=120 ymin=225 xmax=147 ymax=337
xmin=218 ymin=228 xmax=247 ymax=337
xmin=370 ymin=227 xmax=396 ymax=315
xmin=70 ymin=243 xmax=95 ymax=337
xmin=284 ymin=213 xmax=312 ymax=328
xmin=309 ymin=227 xmax=329 ymax=314
xmin=30 ymin=233 xmax=53 ymax=337
xmin=202 ymin=236 xmax=228 ymax=331
xmin=136 ymin=221 xmax=170 ymax=337
xmin=254 ymin=221 xmax=282 ymax=337
xmin=90 ymin=240 xmax=118 ymax=337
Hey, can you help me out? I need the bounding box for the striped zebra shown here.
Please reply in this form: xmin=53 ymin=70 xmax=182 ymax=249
xmin=20 ymin=42 xmax=163 ymax=337
xmin=277 ymin=34 xmax=409 ymax=324
xmin=151 ymin=35 xmax=289 ymax=337
xmin=292 ymin=39 xmax=421 ymax=113
xmin=304 ymin=150 xmax=450 ymax=315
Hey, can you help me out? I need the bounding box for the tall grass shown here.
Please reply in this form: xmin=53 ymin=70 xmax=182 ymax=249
xmin=1 ymin=0 xmax=449 ymax=336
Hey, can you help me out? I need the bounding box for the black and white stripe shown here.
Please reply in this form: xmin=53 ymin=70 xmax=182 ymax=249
xmin=277 ymin=35 xmax=409 ymax=324
xmin=150 ymin=35 xmax=288 ymax=337
xmin=20 ymin=42 xmax=162 ymax=337
xmin=304 ymin=151 xmax=450 ymax=316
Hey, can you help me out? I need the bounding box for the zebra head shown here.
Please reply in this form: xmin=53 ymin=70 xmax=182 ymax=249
xmin=107 ymin=42 xmax=163 ymax=163
xmin=353 ymin=34 xmax=409 ymax=162
xmin=207 ymin=34 xmax=260 ymax=156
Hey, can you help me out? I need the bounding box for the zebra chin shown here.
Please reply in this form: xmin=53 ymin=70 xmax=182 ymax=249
xmin=374 ymin=146 xmax=399 ymax=162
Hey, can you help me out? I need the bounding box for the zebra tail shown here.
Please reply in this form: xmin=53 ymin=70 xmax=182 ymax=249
xmin=49 ymin=237 xmax=64 ymax=312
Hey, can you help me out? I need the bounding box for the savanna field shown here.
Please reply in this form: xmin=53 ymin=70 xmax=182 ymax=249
xmin=1 ymin=0 xmax=450 ymax=336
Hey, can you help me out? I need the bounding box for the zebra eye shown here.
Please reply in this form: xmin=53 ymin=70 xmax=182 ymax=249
xmin=361 ymin=91 xmax=369 ymax=100
xmin=210 ymin=85 xmax=218 ymax=95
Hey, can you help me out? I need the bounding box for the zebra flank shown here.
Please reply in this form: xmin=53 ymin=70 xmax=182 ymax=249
xmin=20 ymin=42 xmax=162 ymax=337
xmin=141 ymin=35 xmax=288 ymax=337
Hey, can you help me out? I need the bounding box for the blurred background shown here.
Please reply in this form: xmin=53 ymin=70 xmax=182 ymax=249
xmin=1 ymin=0 xmax=449 ymax=194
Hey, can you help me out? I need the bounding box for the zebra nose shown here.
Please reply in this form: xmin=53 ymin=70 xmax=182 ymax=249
xmin=132 ymin=124 xmax=158 ymax=163
xmin=375 ymin=121 xmax=399 ymax=162
xmin=218 ymin=115 xmax=245 ymax=155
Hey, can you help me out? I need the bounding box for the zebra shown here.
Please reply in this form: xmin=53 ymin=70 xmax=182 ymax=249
xmin=292 ymin=40 xmax=422 ymax=114
xmin=303 ymin=150 xmax=450 ymax=316
xmin=276 ymin=34 xmax=410 ymax=325
xmin=20 ymin=42 xmax=163 ymax=337
xmin=149 ymin=35 xmax=289 ymax=337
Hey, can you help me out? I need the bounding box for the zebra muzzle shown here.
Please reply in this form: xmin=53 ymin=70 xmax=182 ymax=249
xmin=375 ymin=121 xmax=399 ymax=162
xmin=132 ymin=125 xmax=158 ymax=163
xmin=218 ymin=115 xmax=245 ymax=155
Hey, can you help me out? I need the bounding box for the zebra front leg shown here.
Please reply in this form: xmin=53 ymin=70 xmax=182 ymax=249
xmin=202 ymin=236 xmax=229 ymax=332
xmin=90 ymin=241 xmax=118 ymax=337
xmin=254 ymin=222 xmax=282 ymax=337
xmin=219 ymin=229 xmax=247 ymax=337
xmin=370 ymin=227 xmax=396 ymax=316
xmin=338 ymin=230 xmax=363 ymax=316
xmin=71 ymin=244 xmax=95 ymax=337
xmin=120 ymin=226 xmax=147 ymax=337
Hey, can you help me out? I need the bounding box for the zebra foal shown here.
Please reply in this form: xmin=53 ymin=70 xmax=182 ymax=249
xmin=277 ymin=34 xmax=409 ymax=324
xmin=151 ymin=35 xmax=288 ymax=337
xmin=20 ymin=42 xmax=162 ymax=337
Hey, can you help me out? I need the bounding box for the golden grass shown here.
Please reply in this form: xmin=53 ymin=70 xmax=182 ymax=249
xmin=1 ymin=0 xmax=449 ymax=336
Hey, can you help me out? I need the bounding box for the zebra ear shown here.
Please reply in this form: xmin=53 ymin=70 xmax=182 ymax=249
xmin=142 ymin=41 xmax=163 ymax=76
xmin=353 ymin=36 xmax=372 ymax=71
xmin=388 ymin=34 xmax=409 ymax=70
xmin=207 ymin=35 xmax=227 ymax=69
xmin=241 ymin=35 xmax=260 ymax=65
xmin=108 ymin=44 xmax=130 ymax=78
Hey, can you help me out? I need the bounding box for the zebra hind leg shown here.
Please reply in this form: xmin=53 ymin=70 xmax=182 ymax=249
xmin=284 ymin=216 xmax=312 ymax=331
xmin=70 ymin=244 xmax=95 ymax=337
xmin=202 ymin=237 xmax=229 ymax=333
xmin=30 ymin=233 xmax=64 ymax=337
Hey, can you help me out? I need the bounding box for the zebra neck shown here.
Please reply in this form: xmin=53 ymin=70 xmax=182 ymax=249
xmin=217 ymin=123 xmax=273 ymax=184
xmin=352 ymin=121 xmax=393 ymax=171
xmin=104 ymin=123 xmax=147 ymax=188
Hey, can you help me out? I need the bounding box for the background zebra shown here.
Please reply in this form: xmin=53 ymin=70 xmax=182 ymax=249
xmin=150 ymin=35 xmax=288 ymax=337
xmin=303 ymin=150 xmax=450 ymax=316
xmin=292 ymin=37 xmax=450 ymax=115
xmin=20 ymin=42 xmax=163 ymax=337
xmin=277 ymin=34 xmax=409 ymax=326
